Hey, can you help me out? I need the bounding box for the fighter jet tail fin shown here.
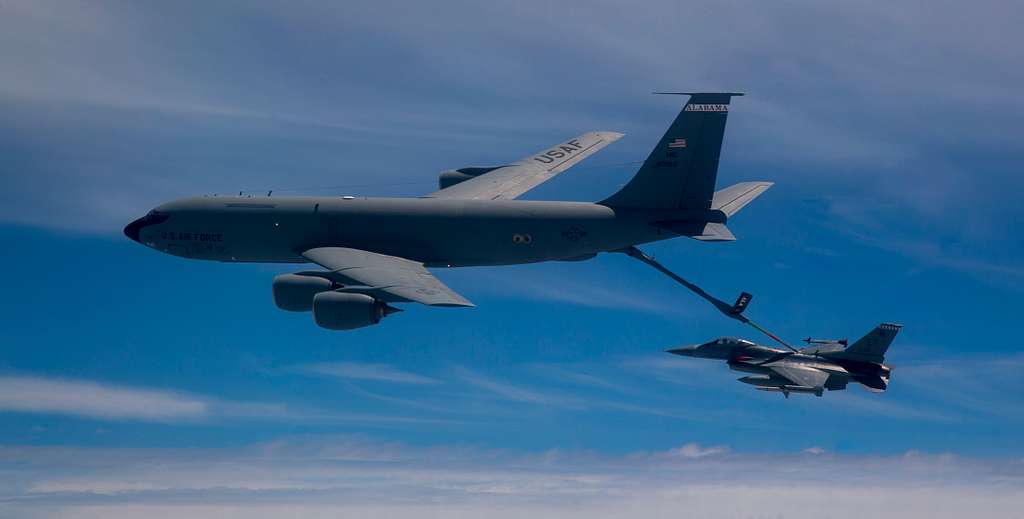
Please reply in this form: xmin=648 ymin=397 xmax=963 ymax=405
xmin=824 ymin=323 xmax=902 ymax=363
xmin=600 ymin=92 xmax=743 ymax=210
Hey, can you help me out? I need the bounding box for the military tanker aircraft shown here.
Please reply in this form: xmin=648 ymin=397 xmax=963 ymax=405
xmin=124 ymin=93 xmax=772 ymax=330
xmin=669 ymin=324 xmax=903 ymax=397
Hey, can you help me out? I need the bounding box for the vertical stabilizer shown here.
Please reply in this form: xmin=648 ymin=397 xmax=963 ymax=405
xmin=824 ymin=323 xmax=902 ymax=363
xmin=601 ymin=92 xmax=742 ymax=210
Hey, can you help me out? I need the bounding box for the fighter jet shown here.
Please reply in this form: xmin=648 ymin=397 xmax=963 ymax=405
xmin=668 ymin=324 xmax=902 ymax=397
xmin=124 ymin=93 xmax=772 ymax=330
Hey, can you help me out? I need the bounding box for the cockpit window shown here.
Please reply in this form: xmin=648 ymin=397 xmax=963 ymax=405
xmin=124 ymin=212 xmax=170 ymax=242
xmin=142 ymin=212 xmax=170 ymax=225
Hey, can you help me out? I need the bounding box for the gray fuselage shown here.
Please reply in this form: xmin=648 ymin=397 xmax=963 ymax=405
xmin=671 ymin=338 xmax=848 ymax=378
xmin=127 ymin=195 xmax=692 ymax=267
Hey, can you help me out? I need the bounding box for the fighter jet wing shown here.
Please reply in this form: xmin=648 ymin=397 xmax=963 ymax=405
xmin=427 ymin=131 xmax=624 ymax=200
xmin=302 ymin=247 xmax=474 ymax=307
xmin=766 ymin=364 xmax=830 ymax=389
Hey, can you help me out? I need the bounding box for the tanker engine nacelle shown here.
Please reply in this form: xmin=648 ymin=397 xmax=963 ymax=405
xmin=272 ymin=273 xmax=334 ymax=312
xmin=273 ymin=273 xmax=399 ymax=330
xmin=312 ymin=292 xmax=399 ymax=330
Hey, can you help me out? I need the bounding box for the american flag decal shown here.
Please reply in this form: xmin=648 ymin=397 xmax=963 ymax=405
xmin=668 ymin=138 xmax=687 ymax=148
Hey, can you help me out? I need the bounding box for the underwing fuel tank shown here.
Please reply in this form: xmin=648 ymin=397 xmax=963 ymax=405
xmin=738 ymin=376 xmax=779 ymax=386
xmin=756 ymin=386 xmax=823 ymax=398
xmin=740 ymin=377 xmax=823 ymax=397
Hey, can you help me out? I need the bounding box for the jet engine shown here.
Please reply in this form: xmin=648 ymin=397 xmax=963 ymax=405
xmin=272 ymin=273 xmax=334 ymax=312
xmin=438 ymin=166 xmax=503 ymax=190
xmin=312 ymin=292 xmax=399 ymax=330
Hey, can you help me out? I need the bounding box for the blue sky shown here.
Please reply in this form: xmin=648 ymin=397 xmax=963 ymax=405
xmin=1 ymin=1 xmax=1023 ymax=517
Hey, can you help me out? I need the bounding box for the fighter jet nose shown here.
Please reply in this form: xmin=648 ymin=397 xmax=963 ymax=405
xmin=667 ymin=345 xmax=699 ymax=357
xmin=123 ymin=217 xmax=145 ymax=243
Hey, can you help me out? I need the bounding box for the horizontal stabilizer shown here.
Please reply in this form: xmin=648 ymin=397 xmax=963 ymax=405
xmin=650 ymin=220 xmax=735 ymax=241
xmin=691 ymin=222 xmax=736 ymax=241
xmin=856 ymin=374 xmax=889 ymax=392
xmin=712 ymin=181 xmax=774 ymax=218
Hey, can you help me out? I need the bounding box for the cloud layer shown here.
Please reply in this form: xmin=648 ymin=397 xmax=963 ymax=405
xmin=4 ymin=436 xmax=1022 ymax=519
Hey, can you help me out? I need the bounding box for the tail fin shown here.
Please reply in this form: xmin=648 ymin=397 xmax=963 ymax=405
xmin=601 ymin=92 xmax=743 ymax=210
xmin=829 ymin=323 xmax=902 ymax=363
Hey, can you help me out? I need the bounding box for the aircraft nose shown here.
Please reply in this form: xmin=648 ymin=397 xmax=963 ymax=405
xmin=123 ymin=212 xmax=170 ymax=244
xmin=667 ymin=345 xmax=700 ymax=357
xmin=123 ymin=217 xmax=145 ymax=243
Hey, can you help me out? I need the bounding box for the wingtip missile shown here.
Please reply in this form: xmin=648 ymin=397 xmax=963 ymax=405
xmin=803 ymin=337 xmax=848 ymax=346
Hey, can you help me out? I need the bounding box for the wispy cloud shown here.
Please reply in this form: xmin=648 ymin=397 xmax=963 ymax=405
xmin=823 ymin=392 xmax=955 ymax=423
xmin=652 ymin=442 xmax=730 ymax=459
xmin=849 ymin=226 xmax=1024 ymax=284
xmin=619 ymin=355 xmax=730 ymax=388
xmin=297 ymin=362 xmax=439 ymax=385
xmin=473 ymin=273 xmax=687 ymax=316
xmin=895 ymin=355 xmax=1024 ymax=420
xmin=817 ymin=197 xmax=1024 ymax=288
xmin=0 ymin=375 xmax=207 ymax=422
xmin=451 ymin=261 xmax=702 ymax=319
xmin=0 ymin=374 xmax=452 ymax=426
xmin=528 ymin=363 xmax=643 ymax=396
xmin=456 ymin=368 xmax=586 ymax=409
xmin=453 ymin=366 xmax=695 ymax=420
